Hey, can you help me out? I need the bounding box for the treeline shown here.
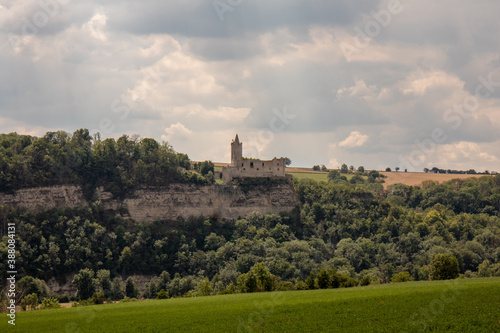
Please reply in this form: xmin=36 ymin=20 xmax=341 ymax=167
xmin=423 ymin=167 xmax=496 ymax=175
xmin=1 ymin=175 xmax=500 ymax=304
xmin=0 ymin=130 xmax=206 ymax=198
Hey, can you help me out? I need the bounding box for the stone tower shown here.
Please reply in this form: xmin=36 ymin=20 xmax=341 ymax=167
xmin=231 ymin=134 xmax=242 ymax=166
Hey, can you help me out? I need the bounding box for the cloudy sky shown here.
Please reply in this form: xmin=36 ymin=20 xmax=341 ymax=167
xmin=1 ymin=0 xmax=500 ymax=171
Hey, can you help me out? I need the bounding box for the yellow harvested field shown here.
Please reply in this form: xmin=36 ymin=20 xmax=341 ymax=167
xmin=381 ymin=172 xmax=488 ymax=188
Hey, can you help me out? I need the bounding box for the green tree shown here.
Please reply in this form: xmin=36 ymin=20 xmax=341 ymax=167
xmin=196 ymin=278 xmax=212 ymax=296
xmin=430 ymin=254 xmax=459 ymax=280
xmin=125 ymin=277 xmax=139 ymax=299
xmin=340 ymin=164 xmax=349 ymax=174
xmin=96 ymin=269 xmax=112 ymax=299
xmin=317 ymin=269 xmax=331 ymax=289
xmin=110 ymin=278 xmax=125 ymax=301
xmin=357 ymin=166 xmax=365 ymax=173
xmin=199 ymin=161 xmax=215 ymax=176
xmin=72 ymin=268 xmax=96 ymax=300
xmin=16 ymin=276 xmax=49 ymax=301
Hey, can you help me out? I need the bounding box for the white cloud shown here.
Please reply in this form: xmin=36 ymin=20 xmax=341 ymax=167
xmin=83 ymin=13 xmax=107 ymax=41
xmin=162 ymin=123 xmax=192 ymax=142
xmin=338 ymin=131 xmax=369 ymax=148
xmin=402 ymin=70 xmax=463 ymax=96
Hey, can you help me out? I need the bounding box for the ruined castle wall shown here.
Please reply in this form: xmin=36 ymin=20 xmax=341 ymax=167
xmin=222 ymin=158 xmax=286 ymax=182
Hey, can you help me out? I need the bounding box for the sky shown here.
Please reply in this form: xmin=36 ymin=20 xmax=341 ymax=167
xmin=1 ymin=0 xmax=500 ymax=172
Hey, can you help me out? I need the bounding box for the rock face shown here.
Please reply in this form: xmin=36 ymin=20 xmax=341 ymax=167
xmin=0 ymin=185 xmax=88 ymax=211
xmin=0 ymin=182 xmax=299 ymax=221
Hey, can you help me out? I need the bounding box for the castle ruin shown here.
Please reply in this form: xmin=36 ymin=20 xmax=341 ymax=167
xmin=221 ymin=134 xmax=286 ymax=182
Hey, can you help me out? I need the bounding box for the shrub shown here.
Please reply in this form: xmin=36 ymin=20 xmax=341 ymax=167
xmin=90 ymin=292 xmax=107 ymax=305
xmin=156 ymin=289 xmax=169 ymax=300
xmin=275 ymin=281 xmax=294 ymax=291
xmin=56 ymin=295 xmax=70 ymax=303
xmin=20 ymin=293 xmax=38 ymax=311
xmin=40 ymin=297 xmax=60 ymax=310
xmin=391 ymin=272 xmax=413 ymax=283
xmin=294 ymin=279 xmax=308 ymax=290
xmin=218 ymin=282 xmax=236 ymax=295
xmin=360 ymin=275 xmax=371 ymax=286
xmin=121 ymin=297 xmax=138 ymax=303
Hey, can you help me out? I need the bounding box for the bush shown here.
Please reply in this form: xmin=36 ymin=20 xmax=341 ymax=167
xmin=360 ymin=275 xmax=371 ymax=286
xmin=40 ymin=297 xmax=60 ymax=310
xmin=430 ymin=254 xmax=459 ymax=280
xmin=20 ymin=293 xmax=38 ymax=311
xmin=156 ymin=289 xmax=169 ymax=300
xmin=275 ymin=281 xmax=294 ymax=291
xmin=294 ymin=279 xmax=308 ymax=290
xmin=90 ymin=292 xmax=108 ymax=305
xmin=218 ymin=282 xmax=236 ymax=295
xmin=121 ymin=297 xmax=138 ymax=303
xmin=56 ymin=295 xmax=70 ymax=303
xmin=391 ymin=272 xmax=413 ymax=283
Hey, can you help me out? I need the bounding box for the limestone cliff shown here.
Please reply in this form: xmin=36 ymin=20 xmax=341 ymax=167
xmin=0 ymin=182 xmax=299 ymax=221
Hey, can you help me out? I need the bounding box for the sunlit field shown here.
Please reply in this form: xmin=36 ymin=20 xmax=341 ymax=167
xmin=12 ymin=278 xmax=500 ymax=333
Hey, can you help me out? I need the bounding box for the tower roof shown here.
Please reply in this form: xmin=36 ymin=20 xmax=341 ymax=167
xmin=233 ymin=134 xmax=240 ymax=144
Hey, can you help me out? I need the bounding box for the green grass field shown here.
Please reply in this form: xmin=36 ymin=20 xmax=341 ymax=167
xmin=9 ymin=278 xmax=500 ymax=332
xmin=287 ymin=172 xmax=329 ymax=182
xmin=287 ymin=172 xmax=362 ymax=183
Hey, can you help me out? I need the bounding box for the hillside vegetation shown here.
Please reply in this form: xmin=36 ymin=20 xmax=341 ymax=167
xmin=1 ymin=130 xmax=500 ymax=310
xmin=0 ymin=130 xmax=204 ymax=199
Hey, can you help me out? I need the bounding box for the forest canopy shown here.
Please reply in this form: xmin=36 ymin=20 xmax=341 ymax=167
xmin=0 ymin=129 xmax=202 ymax=198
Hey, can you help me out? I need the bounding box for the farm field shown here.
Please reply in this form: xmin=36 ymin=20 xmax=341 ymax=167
xmin=287 ymin=171 xmax=329 ymax=182
xmin=380 ymin=171 xmax=488 ymax=188
xmin=12 ymin=278 xmax=500 ymax=333
xmin=286 ymin=167 xmax=488 ymax=188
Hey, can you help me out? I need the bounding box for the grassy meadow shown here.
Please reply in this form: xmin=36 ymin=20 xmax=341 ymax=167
xmin=287 ymin=171 xmax=329 ymax=182
xmin=10 ymin=278 xmax=500 ymax=333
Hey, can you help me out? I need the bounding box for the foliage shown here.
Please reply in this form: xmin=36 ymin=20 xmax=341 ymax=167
xmin=1 ymin=136 xmax=500 ymax=299
xmin=391 ymin=271 xmax=413 ymax=283
xmin=121 ymin=297 xmax=138 ymax=302
xmin=0 ymin=130 xmax=197 ymax=197
xmin=430 ymin=254 xmax=460 ymax=280
xmin=90 ymin=292 xmax=108 ymax=305
xmin=72 ymin=268 xmax=96 ymax=301
xmin=198 ymin=161 xmax=215 ymax=176
xmin=125 ymin=277 xmax=139 ymax=299
xmin=156 ymin=289 xmax=169 ymax=300
xmin=16 ymin=276 xmax=49 ymax=302
xmin=39 ymin=297 xmax=61 ymax=310
xmin=340 ymin=164 xmax=349 ymax=174
xmin=21 ymin=293 xmax=39 ymax=311
xmin=110 ymin=278 xmax=125 ymax=301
